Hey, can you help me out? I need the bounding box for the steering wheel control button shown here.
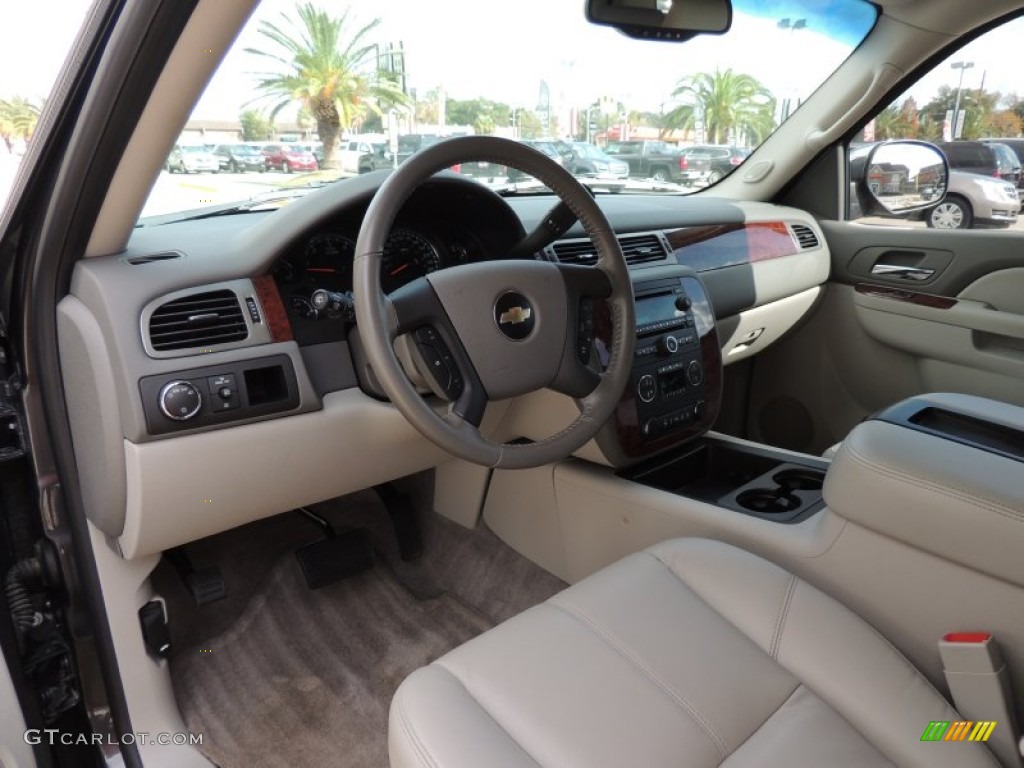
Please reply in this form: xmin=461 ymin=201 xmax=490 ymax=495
xmin=206 ymin=374 xmax=240 ymax=411
xmin=414 ymin=328 xmax=463 ymax=400
xmin=687 ymin=360 xmax=705 ymax=387
xmin=494 ymin=292 xmax=535 ymax=341
xmin=637 ymin=374 xmax=657 ymax=403
xmin=159 ymin=381 xmax=203 ymax=421
xmin=577 ymin=298 xmax=595 ymax=363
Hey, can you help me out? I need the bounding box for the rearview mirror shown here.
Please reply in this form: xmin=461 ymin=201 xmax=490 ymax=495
xmin=586 ymin=0 xmax=731 ymax=41
xmin=850 ymin=140 xmax=948 ymax=217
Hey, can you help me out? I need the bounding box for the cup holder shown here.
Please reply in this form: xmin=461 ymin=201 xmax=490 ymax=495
xmin=736 ymin=488 xmax=803 ymax=514
xmin=772 ymin=467 xmax=825 ymax=492
xmin=720 ymin=462 xmax=827 ymax=521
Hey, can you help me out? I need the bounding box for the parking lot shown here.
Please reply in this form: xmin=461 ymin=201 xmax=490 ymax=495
xmin=4 ymin=154 xmax=1024 ymax=233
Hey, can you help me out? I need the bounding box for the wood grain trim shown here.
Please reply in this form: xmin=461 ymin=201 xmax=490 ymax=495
xmin=854 ymin=283 xmax=958 ymax=310
xmin=252 ymin=275 xmax=294 ymax=342
xmin=667 ymin=221 xmax=799 ymax=271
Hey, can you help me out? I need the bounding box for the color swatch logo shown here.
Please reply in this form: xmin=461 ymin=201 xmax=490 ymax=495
xmin=921 ymin=721 xmax=997 ymax=742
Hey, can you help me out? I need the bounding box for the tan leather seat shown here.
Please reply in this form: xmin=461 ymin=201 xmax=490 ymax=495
xmin=390 ymin=538 xmax=998 ymax=768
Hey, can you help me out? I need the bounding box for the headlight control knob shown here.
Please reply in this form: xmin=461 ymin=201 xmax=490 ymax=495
xmin=159 ymin=380 xmax=202 ymax=421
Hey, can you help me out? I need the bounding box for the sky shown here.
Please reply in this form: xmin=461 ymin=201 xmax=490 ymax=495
xmin=2 ymin=1 xmax=1021 ymax=128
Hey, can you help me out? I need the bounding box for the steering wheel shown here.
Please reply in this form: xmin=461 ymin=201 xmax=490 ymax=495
xmin=353 ymin=136 xmax=635 ymax=469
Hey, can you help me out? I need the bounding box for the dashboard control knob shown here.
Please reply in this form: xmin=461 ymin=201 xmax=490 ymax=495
xmin=657 ymin=335 xmax=679 ymax=356
xmin=687 ymin=360 xmax=704 ymax=387
xmin=218 ymin=386 xmax=233 ymax=400
xmin=675 ymin=294 xmax=692 ymax=311
xmin=310 ymin=289 xmax=331 ymax=311
xmin=637 ymin=374 xmax=657 ymax=403
xmin=159 ymin=380 xmax=202 ymax=421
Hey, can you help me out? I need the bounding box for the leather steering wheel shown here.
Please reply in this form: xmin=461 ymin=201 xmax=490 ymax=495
xmin=353 ymin=136 xmax=635 ymax=469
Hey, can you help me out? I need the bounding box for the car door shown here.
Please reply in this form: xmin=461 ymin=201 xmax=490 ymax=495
xmin=735 ymin=17 xmax=1024 ymax=454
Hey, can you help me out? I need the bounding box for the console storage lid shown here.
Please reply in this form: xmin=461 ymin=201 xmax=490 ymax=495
xmin=824 ymin=393 xmax=1024 ymax=587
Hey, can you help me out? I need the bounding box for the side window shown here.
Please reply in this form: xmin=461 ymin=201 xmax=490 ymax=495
xmin=849 ymin=18 xmax=1023 ymax=230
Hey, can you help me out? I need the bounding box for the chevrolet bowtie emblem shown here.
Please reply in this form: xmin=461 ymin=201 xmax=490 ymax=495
xmin=499 ymin=306 xmax=532 ymax=325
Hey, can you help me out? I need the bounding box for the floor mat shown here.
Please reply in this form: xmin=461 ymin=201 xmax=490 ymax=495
xmin=172 ymin=560 xmax=491 ymax=768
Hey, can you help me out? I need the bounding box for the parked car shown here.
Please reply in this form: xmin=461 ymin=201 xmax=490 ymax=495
xmin=338 ymin=138 xmax=393 ymax=174
xmin=981 ymin=141 xmax=1022 ymax=187
xmin=258 ymin=143 xmax=318 ymax=173
xmin=564 ymin=141 xmax=629 ymax=179
xmin=507 ymin=139 xmax=566 ymax=182
xmin=603 ymin=139 xmax=684 ymax=182
xmin=164 ymin=144 xmax=219 ymax=173
xmin=212 ymin=143 xmax=266 ymax=173
xmin=935 ymin=140 xmax=1000 ymax=179
xmin=396 ymin=133 xmax=441 ymax=164
xmin=979 ymin=136 xmax=1024 ymax=188
xmin=678 ymin=144 xmax=750 ymax=184
xmin=919 ymin=169 xmax=1020 ymax=229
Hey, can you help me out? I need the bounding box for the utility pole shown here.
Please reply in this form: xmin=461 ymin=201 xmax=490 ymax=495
xmin=950 ymin=60 xmax=974 ymax=140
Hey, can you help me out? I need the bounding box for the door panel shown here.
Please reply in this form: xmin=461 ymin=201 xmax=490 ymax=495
xmin=743 ymin=223 xmax=1024 ymax=453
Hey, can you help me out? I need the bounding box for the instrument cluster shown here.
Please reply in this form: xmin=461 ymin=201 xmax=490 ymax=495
xmin=275 ymin=223 xmax=480 ymax=321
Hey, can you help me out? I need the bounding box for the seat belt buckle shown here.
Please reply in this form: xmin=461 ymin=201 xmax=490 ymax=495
xmin=938 ymin=632 xmax=1022 ymax=766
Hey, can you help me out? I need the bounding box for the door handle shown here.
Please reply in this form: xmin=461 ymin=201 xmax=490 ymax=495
xmin=870 ymin=264 xmax=935 ymax=281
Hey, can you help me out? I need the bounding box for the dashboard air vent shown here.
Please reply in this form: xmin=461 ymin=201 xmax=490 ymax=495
xmin=148 ymin=290 xmax=248 ymax=351
xmin=550 ymin=239 xmax=598 ymax=264
xmin=618 ymin=233 xmax=669 ymax=265
xmin=790 ymin=223 xmax=820 ymax=250
xmin=550 ymin=232 xmax=669 ymax=266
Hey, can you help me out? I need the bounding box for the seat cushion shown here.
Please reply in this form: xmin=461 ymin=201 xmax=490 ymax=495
xmin=390 ymin=538 xmax=998 ymax=768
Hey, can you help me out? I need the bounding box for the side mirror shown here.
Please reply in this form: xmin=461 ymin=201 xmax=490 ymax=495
xmin=851 ymin=140 xmax=948 ymax=217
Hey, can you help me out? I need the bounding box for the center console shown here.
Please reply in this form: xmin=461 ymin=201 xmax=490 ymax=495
xmin=597 ymin=265 xmax=723 ymax=461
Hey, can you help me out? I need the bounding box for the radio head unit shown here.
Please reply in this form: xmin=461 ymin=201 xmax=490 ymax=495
xmin=596 ymin=265 xmax=722 ymax=462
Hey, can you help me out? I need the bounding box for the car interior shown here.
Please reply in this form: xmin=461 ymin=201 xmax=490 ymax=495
xmin=3 ymin=0 xmax=1024 ymax=767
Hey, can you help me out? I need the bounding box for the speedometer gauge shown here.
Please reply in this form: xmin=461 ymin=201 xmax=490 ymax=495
xmin=302 ymin=233 xmax=354 ymax=290
xmin=382 ymin=228 xmax=441 ymax=293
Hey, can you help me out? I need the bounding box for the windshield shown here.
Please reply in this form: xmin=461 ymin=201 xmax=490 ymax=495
xmin=138 ymin=0 xmax=877 ymax=221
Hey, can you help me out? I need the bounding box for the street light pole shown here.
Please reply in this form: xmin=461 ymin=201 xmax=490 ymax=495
xmin=950 ymin=60 xmax=974 ymax=140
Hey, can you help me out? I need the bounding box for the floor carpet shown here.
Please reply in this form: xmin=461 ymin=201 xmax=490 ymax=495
xmin=161 ymin=479 xmax=565 ymax=768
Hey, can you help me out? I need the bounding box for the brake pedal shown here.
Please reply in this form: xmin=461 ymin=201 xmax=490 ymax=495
xmin=294 ymin=527 xmax=374 ymax=589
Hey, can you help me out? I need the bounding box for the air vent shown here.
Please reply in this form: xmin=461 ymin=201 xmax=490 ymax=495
xmin=790 ymin=223 xmax=820 ymax=250
xmin=550 ymin=232 xmax=669 ymax=266
xmin=148 ymin=290 xmax=248 ymax=352
xmin=550 ymin=239 xmax=598 ymax=264
xmin=618 ymin=233 xmax=669 ymax=265
xmin=126 ymin=251 xmax=183 ymax=265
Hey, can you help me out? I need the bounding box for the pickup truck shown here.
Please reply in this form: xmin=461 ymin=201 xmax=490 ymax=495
xmin=603 ymin=140 xmax=685 ymax=182
xmin=337 ymin=137 xmax=393 ymax=174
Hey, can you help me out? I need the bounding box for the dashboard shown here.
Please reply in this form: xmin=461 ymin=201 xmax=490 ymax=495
xmin=58 ymin=170 xmax=830 ymax=559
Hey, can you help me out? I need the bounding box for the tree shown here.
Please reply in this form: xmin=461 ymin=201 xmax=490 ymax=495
xmin=473 ymin=114 xmax=495 ymax=136
xmin=239 ymin=108 xmax=275 ymax=141
xmin=516 ymin=110 xmax=544 ymax=139
xmin=668 ymin=69 xmax=776 ymax=145
xmin=245 ymin=3 xmax=409 ymax=168
xmin=0 ymin=96 xmax=42 ymax=152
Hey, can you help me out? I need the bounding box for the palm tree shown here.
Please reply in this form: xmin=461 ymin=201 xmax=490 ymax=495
xmin=0 ymin=97 xmax=42 ymax=152
xmin=668 ymin=69 xmax=776 ymax=145
xmin=245 ymin=3 xmax=408 ymax=169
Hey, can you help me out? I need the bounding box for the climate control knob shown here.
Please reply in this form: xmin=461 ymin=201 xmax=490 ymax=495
xmin=159 ymin=380 xmax=202 ymax=421
xmin=687 ymin=360 xmax=704 ymax=386
xmin=637 ymin=374 xmax=657 ymax=403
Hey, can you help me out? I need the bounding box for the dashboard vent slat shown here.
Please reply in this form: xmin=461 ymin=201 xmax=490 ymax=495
xmin=550 ymin=232 xmax=669 ymax=266
xmin=148 ymin=290 xmax=248 ymax=351
xmin=790 ymin=223 xmax=820 ymax=250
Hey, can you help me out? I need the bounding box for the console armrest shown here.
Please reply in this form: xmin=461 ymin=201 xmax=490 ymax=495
xmin=824 ymin=394 xmax=1024 ymax=586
